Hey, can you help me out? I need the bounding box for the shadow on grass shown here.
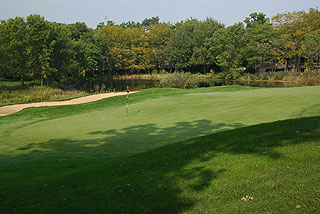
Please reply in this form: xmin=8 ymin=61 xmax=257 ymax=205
xmin=16 ymin=120 xmax=244 ymax=158
xmin=1 ymin=117 xmax=320 ymax=213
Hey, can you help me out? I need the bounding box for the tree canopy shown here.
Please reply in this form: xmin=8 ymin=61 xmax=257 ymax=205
xmin=0 ymin=8 xmax=319 ymax=86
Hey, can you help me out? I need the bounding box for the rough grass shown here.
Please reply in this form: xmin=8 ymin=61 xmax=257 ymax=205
xmin=239 ymin=71 xmax=320 ymax=86
xmin=0 ymin=86 xmax=88 ymax=106
xmin=0 ymin=86 xmax=320 ymax=213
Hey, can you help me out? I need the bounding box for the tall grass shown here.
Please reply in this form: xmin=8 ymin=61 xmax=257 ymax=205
xmin=158 ymin=72 xmax=199 ymax=89
xmin=114 ymin=73 xmax=164 ymax=81
xmin=293 ymin=72 xmax=320 ymax=86
xmin=108 ymin=71 xmax=320 ymax=87
xmin=238 ymin=71 xmax=320 ymax=85
xmin=0 ymin=86 xmax=88 ymax=105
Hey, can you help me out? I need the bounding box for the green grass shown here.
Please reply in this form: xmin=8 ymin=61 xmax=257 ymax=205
xmin=0 ymin=80 xmax=32 ymax=88
xmin=0 ymin=85 xmax=320 ymax=213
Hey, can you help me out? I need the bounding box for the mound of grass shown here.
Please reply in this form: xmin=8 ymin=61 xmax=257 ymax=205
xmin=0 ymin=86 xmax=320 ymax=213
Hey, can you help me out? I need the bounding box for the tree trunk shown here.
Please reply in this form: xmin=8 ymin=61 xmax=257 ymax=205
xmin=41 ymin=76 xmax=43 ymax=88
xmin=156 ymin=60 xmax=159 ymax=71
xmin=297 ymin=56 xmax=301 ymax=72
xmin=255 ymin=61 xmax=258 ymax=74
xmin=20 ymin=74 xmax=24 ymax=86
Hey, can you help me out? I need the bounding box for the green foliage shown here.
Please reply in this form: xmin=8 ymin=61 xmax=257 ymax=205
xmin=207 ymin=23 xmax=247 ymax=72
xmin=46 ymin=22 xmax=79 ymax=86
xmin=0 ymin=80 xmax=32 ymax=89
xmin=220 ymin=68 xmax=245 ymax=80
xmin=158 ymin=72 xmax=199 ymax=88
xmin=120 ymin=16 xmax=160 ymax=29
xmin=120 ymin=20 xmax=142 ymax=28
xmin=244 ymin=12 xmax=270 ymax=27
xmin=148 ymin=23 xmax=173 ymax=71
xmin=160 ymin=69 xmax=168 ymax=74
xmin=166 ymin=18 xmax=224 ymax=71
xmin=0 ymin=16 xmax=29 ymax=85
xmin=243 ymin=13 xmax=277 ymax=73
xmin=0 ymin=15 xmax=71 ymax=86
xmin=165 ymin=20 xmax=196 ymax=69
xmin=141 ymin=16 xmax=160 ymax=29
xmin=0 ymin=16 xmax=110 ymax=87
xmin=97 ymin=25 xmax=155 ymax=72
xmin=1 ymin=9 xmax=320 ymax=85
xmin=68 ymin=22 xmax=89 ymax=40
xmin=272 ymin=8 xmax=320 ymax=71
xmin=151 ymin=69 xmax=158 ymax=75
xmin=73 ymin=31 xmax=102 ymax=76
xmin=302 ymin=30 xmax=320 ymax=71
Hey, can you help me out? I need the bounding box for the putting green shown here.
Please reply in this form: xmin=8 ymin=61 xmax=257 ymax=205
xmin=1 ymin=86 xmax=320 ymax=159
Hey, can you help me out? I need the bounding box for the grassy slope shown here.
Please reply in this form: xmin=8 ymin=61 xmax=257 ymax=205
xmin=1 ymin=86 xmax=320 ymax=158
xmin=0 ymin=86 xmax=320 ymax=213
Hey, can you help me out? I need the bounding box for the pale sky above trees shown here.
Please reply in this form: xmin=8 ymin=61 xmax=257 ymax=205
xmin=0 ymin=0 xmax=319 ymax=28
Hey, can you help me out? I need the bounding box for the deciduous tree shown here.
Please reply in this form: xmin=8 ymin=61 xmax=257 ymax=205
xmin=207 ymin=23 xmax=247 ymax=72
xmin=272 ymin=8 xmax=320 ymax=71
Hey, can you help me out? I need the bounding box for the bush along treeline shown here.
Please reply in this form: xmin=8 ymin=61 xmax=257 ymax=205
xmin=0 ymin=8 xmax=320 ymax=87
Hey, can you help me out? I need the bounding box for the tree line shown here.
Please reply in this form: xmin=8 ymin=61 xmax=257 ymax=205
xmin=0 ymin=8 xmax=319 ymax=86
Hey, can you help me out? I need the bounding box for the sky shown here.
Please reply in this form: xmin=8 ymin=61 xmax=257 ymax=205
xmin=0 ymin=0 xmax=319 ymax=28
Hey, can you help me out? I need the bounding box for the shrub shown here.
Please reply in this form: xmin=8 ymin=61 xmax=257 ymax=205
xmin=220 ymin=68 xmax=245 ymax=80
xmin=160 ymin=69 xmax=168 ymax=74
xmin=238 ymin=73 xmax=255 ymax=81
xmin=158 ymin=72 xmax=199 ymax=89
xmin=151 ymin=70 xmax=158 ymax=75
xmin=294 ymin=72 xmax=320 ymax=86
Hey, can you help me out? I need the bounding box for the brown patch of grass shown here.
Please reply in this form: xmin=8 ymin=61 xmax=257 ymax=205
xmin=239 ymin=71 xmax=320 ymax=86
xmin=0 ymin=86 xmax=88 ymax=105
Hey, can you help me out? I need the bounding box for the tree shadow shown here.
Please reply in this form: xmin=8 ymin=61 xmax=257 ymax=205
xmin=16 ymin=120 xmax=244 ymax=158
xmin=1 ymin=117 xmax=320 ymax=213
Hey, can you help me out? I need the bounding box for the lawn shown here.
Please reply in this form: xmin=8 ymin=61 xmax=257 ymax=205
xmin=0 ymin=86 xmax=320 ymax=213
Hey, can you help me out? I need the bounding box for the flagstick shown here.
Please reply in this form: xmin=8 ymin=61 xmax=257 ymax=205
xmin=126 ymin=85 xmax=130 ymax=117
xmin=126 ymin=93 xmax=128 ymax=117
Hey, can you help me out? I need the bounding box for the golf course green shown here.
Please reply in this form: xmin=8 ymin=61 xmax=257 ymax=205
xmin=0 ymin=85 xmax=320 ymax=213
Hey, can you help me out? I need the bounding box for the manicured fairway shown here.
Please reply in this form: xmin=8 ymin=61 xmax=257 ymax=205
xmin=0 ymin=86 xmax=320 ymax=213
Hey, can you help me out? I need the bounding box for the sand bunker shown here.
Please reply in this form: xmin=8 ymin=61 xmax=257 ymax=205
xmin=0 ymin=92 xmax=135 ymax=116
